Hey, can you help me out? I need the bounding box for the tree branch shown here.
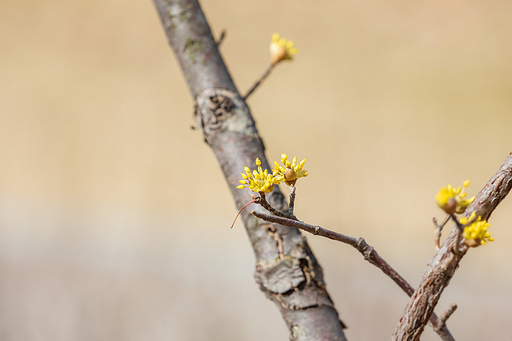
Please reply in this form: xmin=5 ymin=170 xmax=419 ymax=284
xmin=243 ymin=63 xmax=275 ymax=100
xmin=252 ymin=211 xmax=455 ymax=341
xmin=392 ymin=153 xmax=512 ymax=341
xmin=152 ymin=0 xmax=347 ymax=339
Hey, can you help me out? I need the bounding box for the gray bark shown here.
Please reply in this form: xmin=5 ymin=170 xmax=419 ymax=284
xmin=152 ymin=0 xmax=347 ymax=339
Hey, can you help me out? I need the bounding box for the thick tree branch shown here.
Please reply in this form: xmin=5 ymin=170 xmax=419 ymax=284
xmin=392 ymin=153 xmax=512 ymax=341
xmin=152 ymin=0 xmax=347 ymax=339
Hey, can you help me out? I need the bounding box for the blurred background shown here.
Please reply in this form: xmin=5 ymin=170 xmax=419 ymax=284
xmin=1 ymin=0 xmax=512 ymax=340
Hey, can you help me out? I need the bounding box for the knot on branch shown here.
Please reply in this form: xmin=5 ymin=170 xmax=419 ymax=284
xmin=209 ymin=94 xmax=233 ymax=116
xmin=203 ymin=93 xmax=233 ymax=129
xmin=195 ymin=88 xmax=256 ymax=141
xmin=356 ymin=237 xmax=373 ymax=260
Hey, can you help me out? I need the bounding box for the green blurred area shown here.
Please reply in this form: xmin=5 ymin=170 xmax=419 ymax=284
xmin=1 ymin=0 xmax=511 ymax=340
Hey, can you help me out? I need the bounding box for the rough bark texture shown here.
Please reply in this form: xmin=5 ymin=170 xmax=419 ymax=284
xmin=152 ymin=0 xmax=347 ymax=339
xmin=392 ymin=153 xmax=512 ymax=341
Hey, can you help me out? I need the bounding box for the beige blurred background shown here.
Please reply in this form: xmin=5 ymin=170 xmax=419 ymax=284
xmin=1 ymin=0 xmax=512 ymax=340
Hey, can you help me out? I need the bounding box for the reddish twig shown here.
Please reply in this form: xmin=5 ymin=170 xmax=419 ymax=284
xmin=230 ymin=199 xmax=256 ymax=229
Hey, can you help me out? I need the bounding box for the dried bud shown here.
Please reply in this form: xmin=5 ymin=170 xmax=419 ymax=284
xmin=465 ymin=238 xmax=481 ymax=248
xmin=443 ymin=197 xmax=457 ymax=215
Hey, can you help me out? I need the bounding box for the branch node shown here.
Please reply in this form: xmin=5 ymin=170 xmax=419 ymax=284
xmin=435 ymin=303 xmax=458 ymax=331
xmin=355 ymin=237 xmax=367 ymax=253
xmin=216 ymin=29 xmax=226 ymax=46
xmin=434 ymin=214 xmax=450 ymax=250
xmin=313 ymin=225 xmax=320 ymax=235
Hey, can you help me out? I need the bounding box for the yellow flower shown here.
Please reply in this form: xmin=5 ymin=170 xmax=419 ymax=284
xmin=436 ymin=180 xmax=475 ymax=215
xmin=236 ymin=157 xmax=279 ymax=193
xmin=460 ymin=212 xmax=494 ymax=247
xmin=273 ymin=153 xmax=308 ymax=186
xmin=270 ymin=33 xmax=298 ymax=65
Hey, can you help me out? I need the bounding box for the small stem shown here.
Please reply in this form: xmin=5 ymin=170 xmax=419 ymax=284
xmin=216 ymin=30 xmax=226 ymax=46
xmin=230 ymin=199 xmax=256 ymax=229
xmin=252 ymin=211 xmax=357 ymax=245
xmin=243 ymin=63 xmax=275 ymax=100
xmin=450 ymin=213 xmax=477 ymax=256
xmin=449 ymin=214 xmax=463 ymax=257
xmin=434 ymin=214 xmax=451 ymax=250
xmin=257 ymin=193 xmax=296 ymax=220
xmin=288 ymin=186 xmax=297 ymax=216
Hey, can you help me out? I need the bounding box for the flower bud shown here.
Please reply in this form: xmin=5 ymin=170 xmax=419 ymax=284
xmin=465 ymin=238 xmax=481 ymax=248
xmin=442 ymin=197 xmax=457 ymax=215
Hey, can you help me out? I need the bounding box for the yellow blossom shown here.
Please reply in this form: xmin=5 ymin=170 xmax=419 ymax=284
xmin=460 ymin=212 xmax=494 ymax=247
xmin=270 ymin=33 xmax=298 ymax=65
xmin=273 ymin=153 xmax=308 ymax=186
xmin=236 ymin=157 xmax=279 ymax=193
xmin=436 ymin=180 xmax=475 ymax=215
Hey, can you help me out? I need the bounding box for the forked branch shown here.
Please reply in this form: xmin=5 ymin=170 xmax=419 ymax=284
xmin=392 ymin=153 xmax=512 ymax=341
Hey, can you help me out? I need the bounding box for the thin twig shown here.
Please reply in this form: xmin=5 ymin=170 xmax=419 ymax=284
xmin=252 ymin=210 xmax=455 ymax=341
xmin=216 ymin=29 xmax=226 ymax=46
xmin=392 ymin=153 xmax=512 ymax=341
xmin=435 ymin=304 xmax=457 ymax=332
xmin=288 ymin=186 xmax=297 ymax=216
xmin=230 ymin=199 xmax=256 ymax=229
xmin=433 ymin=215 xmax=450 ymax=250
xmin=257 ymin=193 xmax=296 ymax=220
xmin=153 ymin=0 xmax=348 ymax=339
xmin=451 ymin=215 xmax=463 ymax=257
xmin=253 ymin=211 xmax=357 ymax=245
xmin=243 ymin=63 xmax=275 ymax=100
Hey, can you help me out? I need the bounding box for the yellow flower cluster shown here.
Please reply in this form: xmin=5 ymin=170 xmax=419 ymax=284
xmin=237 ymin=154 xmax=308 ymax=193
xmin=236 ymin=158 xmax=279 ymax=193
xmin=273 ymin=154 xmax=308 ymax=186
xmin=269 ymin=33 xmax=298 ymax=65
xmin=435 ymin=180 xmax=495 ymax=246
xmin=460 ymin=212 xmax=494 ymax=247
xmin=436 ymin=180 xmax=475 ymax=215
